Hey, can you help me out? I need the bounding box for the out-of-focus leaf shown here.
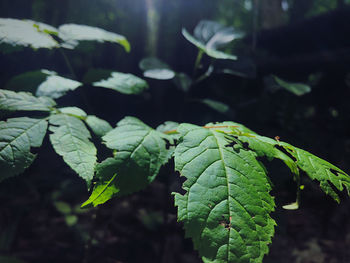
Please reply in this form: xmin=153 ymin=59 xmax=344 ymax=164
xmin=93 ymin=72 xmax=148 ymax=95
xmin=183 ymin=20 xmax=243 ymax=60
xmin=0 ymin=18 xmax=59 ymax=50
xmin=0 ymin=255 xmax=27 ymax=263
xmin=85 ymin=115 xmax=112 ymax=137
xmin=273 ymin=76 xmax=311 ymax=96
xmin=0 ymin=117 xmax=48 ymax=182
xmin=199 ymin=98 xmax=230 ymax=114
xmin=54 ymin=201 xmax=72 ymax=214
xmin=36 ymin=75 xmax=82 ymax=99
xmin=58 ymin=24 xmax=130 ymax=52
xmin=139 ymin=57 xmax=175 ymax=80
xmin=213 ymin=57 xmax=256 ymax=78
xmin=49 ymin=114 xmax=97 ymax=183
xmin=4 ymin=70 xmax=51 ymax=93
xmin=82 ymin=68 xmax=113 ymax=84
xmin=65 ymin=215 xmax=78 ymax=226
xmin=0 ymin=89 xmax=55 ymax=113
xmin=173 ymin=73 xmax=192 ymax=92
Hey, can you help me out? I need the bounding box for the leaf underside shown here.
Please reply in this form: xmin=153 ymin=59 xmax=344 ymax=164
xmin=0 ymin=117 xmax=48 ymax=181
xmin=174 ymin=123 xmax=275 ymax=263
xmin=83 ymin=117 xmax=172 ymax=207
xmin=49 ymin=114 xmax=97 ymax=183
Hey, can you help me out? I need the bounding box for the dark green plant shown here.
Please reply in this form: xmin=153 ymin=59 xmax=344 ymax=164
xmin=1 ymin=18 xmax=349 ymax=263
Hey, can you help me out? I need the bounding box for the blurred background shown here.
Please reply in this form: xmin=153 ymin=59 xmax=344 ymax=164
xmin=1 ymin=1 xmax=350 ymax=262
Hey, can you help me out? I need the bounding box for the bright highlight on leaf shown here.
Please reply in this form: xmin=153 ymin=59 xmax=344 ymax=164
xmin=139 ymin=57 xmax=175 ymax=80
xmin=0 ymin=18 xmax=59 ymax=50
xmin=49 ymin=114 xmax=97 ymax=184
xmin=93 ymin=72 xmax=148 ymax=95
xmin=0 ymin=117 xmax=48 ymax=181
xmin=58 ymin=24 xmax=130 ymax=52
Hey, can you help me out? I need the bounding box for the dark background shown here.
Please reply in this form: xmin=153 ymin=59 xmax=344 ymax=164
xmin=1 ymin=0 xmax=350 ymax=262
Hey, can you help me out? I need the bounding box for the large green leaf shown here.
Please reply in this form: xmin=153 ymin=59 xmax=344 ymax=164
xmin=0 ymin=18 xmax=58 ymax=50
xmin=0 ymin=89 xmax=56 ymax=113
xmin=82 ymin=117 xmax=172 ymax=207
xmin=58 ymin=24 xmax=130 ymax=52
xmin=174 ymin=124 xmax=275 ymax=263
xmin=49 ymin=114 xmax=97 ymax=183
xmin=0 ymin=117 xmax=48 ymax=181
xmin=92 ymin=72 xmax=148 ymax=95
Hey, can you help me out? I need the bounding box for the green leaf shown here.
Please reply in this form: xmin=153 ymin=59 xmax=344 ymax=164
xmin=81 ymin=173 xmax=119 ymax=207
xmin=199 ymin=99 xmax=230 ymax=114
xmin=139 ymin=57 xmax=175 ymax=80
xmin=59 ymin=107 xmax=87 ymax=118
xmin=82 ymin=68 xmax=113 ymax=84
xmin=173 ymin=73 xmax=192 ymax=92
xmin=49 ymin=114 xmax=97 ymax=183
xmin=156 ymin=121 xmax=181 ymax=140
xmin=65 ymin=215 xmax=78 ymax=226
xmin=273 ymin=76 xmax=311 ymax=96
xmin=0 ymin=89 xmax=56 ymax=113
xmin=0 ymin=255 xmax=27 ymax=263
xmin=0 ymin=117 xmax=48 ymax=181
xmin=223 ymin=125 xmax=350 ymax=203
xmin=83 ymin=117 xmax=172 ymax=207
xmin=0 ymin=18 xmax=59 ymax=50
xmin=174 ymin=123 xmax=275 ymax=263
xmin=4 ymin=70 xmax=50 ymax=93
xmin=54 ymin=201 xmax=72 ymax=214
xmin=85 ymin=115 xmax=112 ymax=137
xmin=36 ymin=74 xmax=82 ymax=99
xmin=182 ymin=20 xmax=242 ymax=61
xmin=58 ymin=24 xmax=130 ymax=52
xmin=93 ymin=72 xmax=148 ymax=95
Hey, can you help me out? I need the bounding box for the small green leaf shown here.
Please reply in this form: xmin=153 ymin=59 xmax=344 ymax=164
xmin=58 ymin=24 xmax=130 ymax=52
xmin=173 ymin=73 xmax=192 ymax=92
xmin=93 ymin=72 xmax=148 ymax=95
xmin=85 ymin=115 xmax=112 ymax=137
xmin=273 ymin=76 xmax=311 ymax=96
xmin=81 ymin=173 xmax=119 ymax=208
xmin=49 ymin=114 xmax=97 ymax=183
xmin=0 ymin=89 xmax=56 ymax=113
xmin=0 ymin=117 xmax=48 ymax=181
xmin=65 ymin=215 xmax=78 ymax=226
xmin=0 ymin=18 xmax=59 ymax=50
xmin=36 ymin=75 xmax=82 ymax=99
xmin=54 ymin=201 xmax=72 ymax=214
xmin=139 ymin=57 xmax=175 ymax=80
xmin=199 ymin=98 xmax=230 ymax=114
xmin=282 ymin=202 xmax=299 ymax=210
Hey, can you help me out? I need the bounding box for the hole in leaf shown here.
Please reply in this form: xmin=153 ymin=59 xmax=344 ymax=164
xmin=330 ymin=169 xmax=340 ymax=177
xmin=274 ymin=145 xmax=297 ymax=162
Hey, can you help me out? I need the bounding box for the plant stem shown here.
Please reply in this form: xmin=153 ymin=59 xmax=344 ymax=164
xmin=59 ymin=48 xmax=77 ymax=79
xmin=193 ymin=49 xmax=204 ymax=76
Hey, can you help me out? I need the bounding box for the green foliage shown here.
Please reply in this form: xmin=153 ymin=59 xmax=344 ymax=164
xmin=0 ymin=17 xmax=349 ymax=263
xmin=0 ymin=117 xmax=48 ymax=181
xmin=174 ymin=123 xmax=275 ymax=263
xmin=92 ymin=72 xmax=149 ymax=95
xmin=0 ymin=89 xmax=55 ymax=113
xmin=49 ymin=114 xmax=97 ymax=184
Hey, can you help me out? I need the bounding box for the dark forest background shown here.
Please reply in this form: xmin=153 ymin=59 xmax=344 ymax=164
xmin=1 ymin=1 xmax=350 ymax=262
